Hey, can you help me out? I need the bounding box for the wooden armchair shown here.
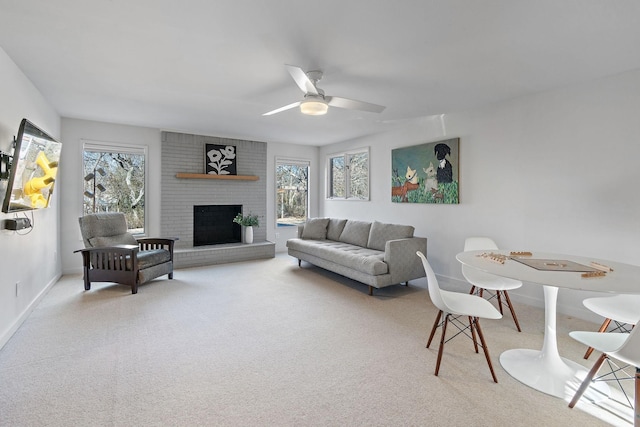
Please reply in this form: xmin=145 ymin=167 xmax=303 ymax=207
xmin=75 ymin=213 xmax=175 ymax=294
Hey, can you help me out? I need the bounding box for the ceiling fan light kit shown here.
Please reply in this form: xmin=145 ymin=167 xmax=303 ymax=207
xmin=263 ymin=64 xmax=385 ymax=117
xmin=300 ymin=97 xmax=328 ymax=115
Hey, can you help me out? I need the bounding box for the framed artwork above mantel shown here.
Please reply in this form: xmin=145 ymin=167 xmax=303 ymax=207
xmin=205 ymin=144 xmax=237 ymax=175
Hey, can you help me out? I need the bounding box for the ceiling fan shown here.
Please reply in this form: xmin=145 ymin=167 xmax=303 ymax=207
xmin=263 ymin=65 xmax=386 ymax=116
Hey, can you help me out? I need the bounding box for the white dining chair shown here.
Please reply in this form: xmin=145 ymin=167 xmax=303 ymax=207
xmin=416 ymin=251 xmax=502 ymax=383
xmin=581 ymin=294 xmax=640 ymax=359
xmin=568 ymin=324 xmax=640 ymax=421
xmin=462 ymin=237 xmax=523 ymax=332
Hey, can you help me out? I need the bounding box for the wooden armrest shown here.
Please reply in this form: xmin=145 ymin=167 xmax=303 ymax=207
xmin=74 ymin=245 xmax=138 ymax=254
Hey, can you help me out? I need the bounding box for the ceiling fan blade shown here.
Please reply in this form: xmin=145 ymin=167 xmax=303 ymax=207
xmin=285 ymin=64 xmax=318 ymax=95
xmin=326 ymin=96 xmax=385 ymax=113
xmin=262 ymin=101 xmax=301 ymax=116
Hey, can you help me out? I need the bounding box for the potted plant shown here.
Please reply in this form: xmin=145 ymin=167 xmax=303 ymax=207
xmin=233 ymin=212 xmax=259 ymax=243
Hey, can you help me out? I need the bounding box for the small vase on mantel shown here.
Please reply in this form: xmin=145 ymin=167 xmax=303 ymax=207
xmin=244 ymin=226 xmax=254 ymax=244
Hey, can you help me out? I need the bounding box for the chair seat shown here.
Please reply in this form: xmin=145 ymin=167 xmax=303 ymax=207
xmin=583 ymin=295 xmax=640 ymax=325
xmin=462 ymin=266 xmax=522 ymax=291
xmin=136 ymin=249 xmax=172 ymax=269
xmin=441 ymin=289 xmax=503 ymax=320
xmin=570 ymin=331 xmax=628 ymax=354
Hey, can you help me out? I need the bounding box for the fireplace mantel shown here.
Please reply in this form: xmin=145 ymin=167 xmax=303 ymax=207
xmin=176 ymin=173 xmax=259 ymax=181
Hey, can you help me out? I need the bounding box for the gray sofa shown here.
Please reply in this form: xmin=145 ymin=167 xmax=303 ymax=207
xmin=286 ymin=218 xmax=427 ymax=295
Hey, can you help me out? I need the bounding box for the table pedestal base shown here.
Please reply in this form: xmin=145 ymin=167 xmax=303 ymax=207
xmin=500 ymin=348 xmax=610 ymax=400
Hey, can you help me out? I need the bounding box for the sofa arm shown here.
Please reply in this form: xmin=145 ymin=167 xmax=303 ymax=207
xmin=384 ymin=237 xmax=427 ymax=283
xmin=297 ymin=224 xmax=305 ymax=238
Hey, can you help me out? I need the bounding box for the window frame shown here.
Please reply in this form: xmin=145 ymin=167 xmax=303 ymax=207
xmin=326 ymin=147 xmax=370 ymax=201
xmin=81 ymin=140 xmax=149 ymax=235
xmin=275 ymin=156 xmax=310 ymax=227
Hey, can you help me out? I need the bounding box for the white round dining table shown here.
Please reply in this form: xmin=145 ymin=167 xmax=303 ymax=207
xmin=456 ymin=250 xmax=640 ymax=399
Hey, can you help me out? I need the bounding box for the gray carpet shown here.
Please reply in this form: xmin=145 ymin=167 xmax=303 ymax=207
xmin=0 ymin=254 xmax=631 ymax=426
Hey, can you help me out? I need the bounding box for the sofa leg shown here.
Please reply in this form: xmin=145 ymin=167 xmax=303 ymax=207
xmin=83 ymin=275 xmax=91 ymax=291
xmin=169 ymin=272 xmax=174 ymax=279
xmin=369 ymin=286 xmax=373 ymax=296
xmin=298 ymin=259 xmax=301 ymax=267
xmin=404 ymin=281 xmax=409 ymax=286
xmin=132 ymin=283 xmax=138 ymax=294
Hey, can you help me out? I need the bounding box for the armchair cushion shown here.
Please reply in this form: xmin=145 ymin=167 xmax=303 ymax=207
xmin=136 ymin=249 xmax=172 ymax=269
xmin=89 ymin=233 xmax=138 ymax=247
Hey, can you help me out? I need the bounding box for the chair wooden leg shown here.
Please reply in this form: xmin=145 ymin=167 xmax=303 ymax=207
xmin=569 ymin=353 xmax=608 ymax=408
xmin=496 ymin=291 xmax=504 ymax=314
xmin=469 ymin=285 xmax=476 ymax=295
xmin=473 ymin=317 xmax=498 ymax=383
xmin=427 ymin=311 xmax=443 ymax=348
xmin=502 ymin=290 xmax=522 ymax=332
xmin=469 ymin=316 xmax=479 ymax=353
xmin=434 ymin=314 xmax=450 ymax=376
xmin=584 ymin=318 xmax=612 ymax=359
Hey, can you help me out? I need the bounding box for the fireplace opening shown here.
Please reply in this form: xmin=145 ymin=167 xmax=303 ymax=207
xmin=193 ymin=205 xmax=242 ymax=246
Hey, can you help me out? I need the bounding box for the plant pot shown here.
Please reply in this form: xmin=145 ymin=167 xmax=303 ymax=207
xmin=244 ymin=226 xmax=253 ymax=244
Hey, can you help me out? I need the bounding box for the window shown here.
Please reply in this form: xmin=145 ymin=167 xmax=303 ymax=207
xmin=327 ymin=148 xmax=369 ymax=200
xmin=82 ymin=141 xmax=147 ymax=234
xmin=276 ymin=158 xmax=309 ymax=226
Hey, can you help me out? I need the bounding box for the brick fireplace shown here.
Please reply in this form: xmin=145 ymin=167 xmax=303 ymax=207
xmin=161 ymin=131 xmax=274 ymax=268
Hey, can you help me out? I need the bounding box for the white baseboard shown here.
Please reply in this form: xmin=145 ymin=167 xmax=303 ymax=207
xmin=0 ymin=273 xmax=61 ymax=350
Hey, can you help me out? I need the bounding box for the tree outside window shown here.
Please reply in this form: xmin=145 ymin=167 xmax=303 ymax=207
xmin=276 ymin=159 xmax=309 ymax=226
xmin=82 ymin=142 xmax=147 ymax=234
xmin=327 ymin=148 xmax=369 ymax=200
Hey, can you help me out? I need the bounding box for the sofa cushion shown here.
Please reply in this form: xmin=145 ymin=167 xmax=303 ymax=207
xmin=89 ymin=233 xmax=138 ymax=247
xmin=326 ymin=218 xmax=347 ymax=241
xmin=287 ymin=238 xmax=388 ymax=276
xmin=301 ymin=217 xmax=330 ymax=240
xmin=367 ymin=221 xmax=415 ymax=251
xmin=339 ymin=220 xmax=372 ymax=247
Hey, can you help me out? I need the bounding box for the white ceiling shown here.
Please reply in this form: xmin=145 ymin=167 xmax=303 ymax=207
xmin=1 ymin=1 xmax=639 ymax=145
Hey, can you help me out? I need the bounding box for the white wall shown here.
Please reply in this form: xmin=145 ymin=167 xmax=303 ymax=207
xmin=320 ymin=69 xmax=640 ymax=322
xmin=0 ymin=47 xmax=61 ymax=348
xmin=60 ymin=118 xmax=162 ymax=274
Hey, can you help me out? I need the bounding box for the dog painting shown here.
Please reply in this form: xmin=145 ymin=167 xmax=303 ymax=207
xmin=391 ymin=138 xmax=459 ymax=204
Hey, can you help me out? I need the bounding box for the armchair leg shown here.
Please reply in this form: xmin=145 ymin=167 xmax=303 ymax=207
xmin=169 ymin=272 xmax=174 ymax=279
xmin=83 ymin=276 xmax=91 ymax=291
xmin=131 ymin=283 xmax=138 ymax=294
